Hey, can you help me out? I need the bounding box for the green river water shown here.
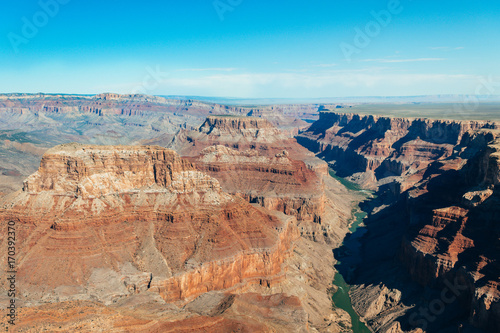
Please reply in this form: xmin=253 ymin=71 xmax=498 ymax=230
xmin=329 ymin=170 xmax=372 ymax=333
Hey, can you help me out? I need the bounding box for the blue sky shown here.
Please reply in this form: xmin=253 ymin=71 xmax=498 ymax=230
xmin=0 ymin=0 xmax=499 ymax=98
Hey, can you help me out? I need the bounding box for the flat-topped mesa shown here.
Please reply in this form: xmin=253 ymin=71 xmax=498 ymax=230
xmin=170 ymin=116 xmax=315 ymax=162
xmin=313 ymin=111 xmax=498 ymax=144
xmin=94 ymin=92 xmax=122 ymax=100
xmin=0 ymin=143 xmax=300 ymax=310
xmin=198 ymin=116 xmax=288 ymax=142
xmin=298 ymin=110 xmax=499 ymax=188
xmin=202 ymin=115 xmax=275 ymax=130
xmin=22 ymin=143 xmax=220 ymax=198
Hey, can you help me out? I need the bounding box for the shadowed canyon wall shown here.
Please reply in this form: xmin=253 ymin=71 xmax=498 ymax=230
xmin=298 ymin=110 xmax=499 ymax=332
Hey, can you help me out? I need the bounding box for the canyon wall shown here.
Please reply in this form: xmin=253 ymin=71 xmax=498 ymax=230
xmin=297 ymin=111 xmax=498 ymax=189
xmin=169 ymin=116 xmax=349 ymax=246
xmin=0 ymin=136 xmax=355 ymax=332
xmin=0 ymin=94 xmax=313 ymax=196
xmin=1 ymin=145 xmax=298 ymax=297
xmin=399 ymin=136 xmax=500 ymax=332
xmin=299 ymin=109 xmax=500 ymax=332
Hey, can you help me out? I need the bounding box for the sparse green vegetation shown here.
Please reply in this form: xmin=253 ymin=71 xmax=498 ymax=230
xmin=329 ymin=169 xmax=363 ymax=192
xmin=0 ymin=131 xmax=38 ymax=144
xmin=346 ymin=103 xmax=500 ymax=121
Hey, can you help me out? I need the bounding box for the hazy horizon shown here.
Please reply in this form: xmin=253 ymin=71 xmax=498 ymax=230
xmin=2 ymin=0 xmax=499 ymax=98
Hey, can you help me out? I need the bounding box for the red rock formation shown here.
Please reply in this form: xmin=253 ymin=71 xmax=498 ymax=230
xmin=169 ymin=117 xmax=343 ymax=247
xmin=399 ymin=138 xmax=500 ymax=332
xmin=165 ymin=116 xmax=358 ymax=330
xmin=299 ymin=110 xmax=500 ymax=331
xmin=0 ymin=139 xmax=357 ymax=332
xmin=192 ymin=145 xmax=326 ymax=223
xmin=170 ymin=116 xmax=294 ymax=156
xmin=377 ymin=134 xmax=500 ymax=332
xmin=0 ymin=144 xmax=299 ymax=307
xmin=0 ymin=115 xmax=356 ymax=332
xmin=6 ymin=292 xmax=311 ymax=332
xmin=297 ymin=110 xmax=498 ymax=189
xmin=402 ymin=206 xmax=473 ymax=285
xmin=0 ymin=95 xmax=314 ymax=197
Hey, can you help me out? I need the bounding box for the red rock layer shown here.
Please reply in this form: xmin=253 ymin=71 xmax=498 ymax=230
xmin=297 ymin=110 xmax=498 ymax=188
xmin=0 ymin=144 xmax=298 ymax=306
xmin=168 ymin=117 xmax=331 ymax=236
xmin=152 ymin=218 xmax=297 ymax=302
xmin=401 ymin=206 xmax=473 ymax=285
xmin=399 ymin=137 xmax=500 ymax=332
xmin=170 ymin=116 xmax=298 ymax=157
xmin=190 ymin=145 xmax=326 ymax=223
xmin=5 ymin=292 xmax=310 ymax=333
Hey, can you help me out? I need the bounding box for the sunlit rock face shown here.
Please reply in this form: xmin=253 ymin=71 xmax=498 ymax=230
xmin=299 ymin=110 xmax=500 ymax=332
xmin=0 ymin=144 xmax=299 ymax=309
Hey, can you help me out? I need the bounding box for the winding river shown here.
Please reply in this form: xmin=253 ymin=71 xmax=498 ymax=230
xmin=329 ymin=170 xmax=372 ymax=333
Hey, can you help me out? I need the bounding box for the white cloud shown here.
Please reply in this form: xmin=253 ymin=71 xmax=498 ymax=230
xmin=430 ymin=46 xmax=464 ymax=50
xmin=312 ymin=63 xmax=338 ymax=68
xmin=149 ymin=71 xmax=478 ymax=98
xmin=176 ymin=68 xmax=239 ymax=72
xmin=360 ymin=58 xmax=446 ymax=63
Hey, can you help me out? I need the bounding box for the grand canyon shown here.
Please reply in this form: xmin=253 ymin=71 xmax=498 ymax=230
xmin=0 ymin=94 xmax=498 ymax=333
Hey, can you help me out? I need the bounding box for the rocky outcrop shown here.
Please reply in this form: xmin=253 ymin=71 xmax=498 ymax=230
xmin=170 ymin=117 xmax=347 ymax=247
xmin=298 ymin=110 xmax=500 ymax=332
xmin=6 ymin=293 xmax=312 ymax=332
xmin=0 ymin=141 xmax=359 ymax=332
xmin=399 ymin=137 xmax=500 ymax=332
xmin=0 ymin=94 xmax=314 ymax=197
xmin=169 ymin=116 xmax=294 ymax=156
xmin=297 ymin=110 xmax=498 ymax=189
xmin=194 ymin=145 xmax=326 ymax=223
xmin=21 ymin=143 xmax=214 ymax=197
xmin=201 ymin=116 xmax=280 ymax=133
xmin=150 ymin=216 xmax=298 ymax=303
xmin=0 ymin=144 xmax=299 ymax=307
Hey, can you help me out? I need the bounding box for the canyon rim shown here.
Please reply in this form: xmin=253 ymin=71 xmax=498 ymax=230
xmin=0 ymin=95 xmax=498 ymax=333
xmin=2 ymin=1 xmax=500 ymax=332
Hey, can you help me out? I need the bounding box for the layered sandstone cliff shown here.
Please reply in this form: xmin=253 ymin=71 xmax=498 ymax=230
xmin=0 ymin=141 xmax=358 ymax=332
xmin=297 ymin=110 xmax=498 ymax=189
xmin=169 ymin=116 xmax=348 ymax=247
xmin=299 ymin=110 xmax=500 ymax=332
xmin=170 ymin=116 xmax=293 ymax=156
xmin=0 ymin=144 xmax=317 ymax=331
xmin=399 ymin=136 xmax=500 ymax=332
xmin=195 ymin=145 xmax=326 ymax=222
xmin=0 ymin=94 xmax=312 ymax=197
